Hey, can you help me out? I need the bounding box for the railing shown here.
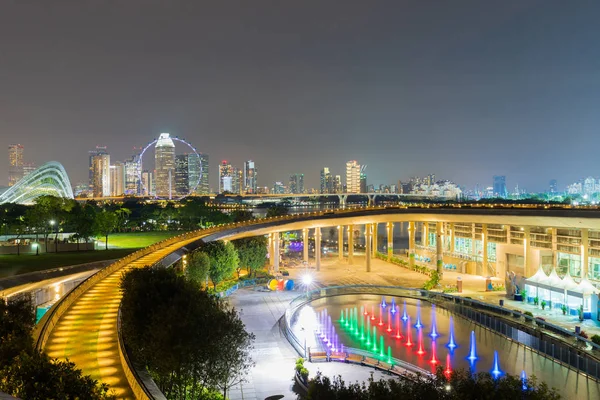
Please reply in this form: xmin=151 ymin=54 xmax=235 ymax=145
xmin=282 ymin=285 xmax=600 ymax=382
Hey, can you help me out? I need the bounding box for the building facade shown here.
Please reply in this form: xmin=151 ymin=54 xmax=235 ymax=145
xmin=8 ymin=144 xmax=24 ymax=187
xmin=493 ymin=175 xmax=507 ymax=198
xmin=110 ymin=162 xmax=125 ymax=197
xmin=244 ymin=160 xmax=258 ymax=194
xmin=175 ymin=154 xmax=190 ymax=196
xmin=218 ymin=160 xmax=235 ymax=193
xmin=89 ymin=148 xmax=110 ymax=197
xmin=346 ymin=160 xmax=361 ymax=193
xmin=155 ymin=133 xmax=176 ymax=199
xmin=289 ymin=174 xmax=304 ymax=194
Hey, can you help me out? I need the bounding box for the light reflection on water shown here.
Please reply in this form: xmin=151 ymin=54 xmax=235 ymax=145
xmin=291 ymin=294 xmax=600 ymax=400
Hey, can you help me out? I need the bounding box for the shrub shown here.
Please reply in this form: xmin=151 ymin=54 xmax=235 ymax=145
xmin=591 ymin=334 xmax=600 ymax=345
xmin=524 ymin=311 xmax=534 ymax=318
xmin=299 ymin=367 xmax=309 ymax=381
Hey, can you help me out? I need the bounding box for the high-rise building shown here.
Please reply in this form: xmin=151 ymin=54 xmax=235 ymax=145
xmin=493 ymin=175 xmax=507 ymax=198
xmin=289 ymin=174 xmax=304 ymax=194
xmin=196 ymin=153 xmax=210 ymax=194
xmin=89 ymin=147 xmax=110 ymax=197
xmin=175 ymin=154 xmax=190 ymax=196
xmin=219 ymin=160 xmax=235 ymax=193
xmin=320 ymin=167 xmax=334 ymax=194
xmin=334 ymin=175 xmax=342 ymax=193
xmin=8 ymin=144 xmax=24 ymax=186
xmin=244 ymin=160 xmax=258 ymax=194
xmin=141 ymin=171 xmax=153 ymax=196
xmin=155 ymin=133 xmax=176 ymax=199
xmin=236 ymin=169 xmax=243 ymax=194
xmin=360 ymin=171 xmax=367 ymax=193
xmin=273 ymin=181 xmax=285 ymax=194
xmin=549 ymin=179 xmax=558 ymax=194
xmin=124 ymin=156 xmax=140 ymax=195
xmin=187 ymin=153 xmax=201 ymax=194
xmin=110 ymin=162 xmax=125 ymax=196
xmin=22 ymin=162 xmax=36 ymax=178
xmin=346 ymin=160 xmax=361 ymax=193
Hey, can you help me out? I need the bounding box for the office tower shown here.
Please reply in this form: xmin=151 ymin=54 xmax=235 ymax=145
xmin=8 ymin=144 xmax=24 ymax=186
xmin=155 ymin=133 xmax=176 ymax=199
xmin=493 ymin=175 xmax=507 ymax=198
xmin=334 ymin=175 xmax=342 ymax=193
xmin=187 ymin=153 xmax=201 ymax=194
xmin=89 ymin=147 xmax=110 ymax=197
xmin=549 ymin=179 xmax=558 ymax=194
xmin=289 ymin=174 xmax=304 ymax=194
xmin=175 ymin=154 xmax=190 ymax=196
xmin=124 ymin=156 xmax=140 ymax=195
xmin=273 ymin=181 xmax=285 ymax=194
xmin=320 ymin=167 xmax=335 ymax=194
xmin=196 ymin=153 xmax=209 ymax=195
xmin=141 ymin=171 xmax=153 ymax=196
xmin=360 ymin=170 xmax=367 ymax=193
xmin=424 ymin=174 xmax=436 ymax=186
xmin=346 ymin=160 xmax=361 ymax=193
xmin=219 ymin=160 xmax=235 ymax=193
xmin=236 ymin=168 xmax=243 ymax=194
xmin=110 ymin=162 xmax=125 ymax=196
xmin=244 ymin=160 xmax=258 ymax=194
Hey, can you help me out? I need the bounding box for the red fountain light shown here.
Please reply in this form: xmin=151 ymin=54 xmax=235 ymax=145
xmin=371 ymin=305 xmax=376 ymax=321
xmin=444 ymin=353 xmax=452 ymax=379
xmin=364 ymin=304 xmax=369 ymax=316
xmin=416 ymin=330 xmax=426 ymax=356
xmin=395 ymin=309 xmax=402 ymax=339
xmin=405 ymin=316 xmax=413 ymax=346
xmin=386 ymin=309 xmax=392 ymax=333
xmin=429 ymin=341 xmax=438 ymax=364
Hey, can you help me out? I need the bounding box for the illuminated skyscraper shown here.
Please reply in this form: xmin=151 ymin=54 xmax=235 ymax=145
xmin=360 ymin=171 xmax=367 ymax=193
xmin=289 ymin=174 xmax=304 ymax=194
xmin=493 ymin=175 xmax=507 ymax=198
xmin=244 ymin=160 xmax=258 ymax=194
xmin=320 ymin=167 xmax=334 ymax=194
xmin=124 ymin=156 xmax=140 ymax=195
xmin=141 ymin=171 xmax=153 ymax=196
xmin=187 ymin=153 xmax=201 ymax=194
xmin=334 ymin=175 xmax=342 ymax=193
xmin=155 ymin=133 xmax=176 ymax=199
xmin=219 ymin=160 xmax=235 ymax=193
xmin=175 ymin=154 xmax=190 ymax=196
xmin=8 ymin=144 xmax=24 ymax=186
xmin=23 ymin=162 xmax=36 ymax=178
xmin=346 ymin=160 xmax=361 ymax=193
xmin=89 ymin=147 xmax=110 ymax=197
xmin=110 ymin=162 xmax=125 ymax=196
xmin=197 ymin=153 xmax=209 ymax=194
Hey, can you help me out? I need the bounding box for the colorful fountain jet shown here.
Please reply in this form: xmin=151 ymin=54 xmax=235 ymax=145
xmin=521 ymin=370 xmax=527 ymax=391
xmin=405 ymin=316 xmax=413 ymax=346
xmin=386 ymin=309 xmax=392 ymax=333
xmin=401 ymin=301 xmax=408 ymax=322
xmin=381 ymin=296 xmax=387 ymax=308
xmin=446 ymin=316 xmax=457 ymax=351
xmin=429 ymin=340 xmax=438 ymax=364
xmin=390 ymin=298 xmax=397 ymax=313
xmin=416 ymin=329 xmax=426 ymax=356
xmin=429 ymin=305 xmax=438 ymax=339
xmin=444 ymin=353 xmax=452 ymax=379
xmin=378 ymin=305 xmax=384 ymax=326
xmin=395 ymin=310 xmax=402 ymax=339
xmin=415 ymin=303 xmax=423 ymax=329
xmin=491 ymin=351 xmax=503 ymax=379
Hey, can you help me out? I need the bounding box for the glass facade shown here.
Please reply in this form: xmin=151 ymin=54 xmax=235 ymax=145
xmin=557 ymin=252 xmax=581 ymax=278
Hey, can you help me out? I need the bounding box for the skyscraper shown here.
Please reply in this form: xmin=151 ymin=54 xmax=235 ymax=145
xmin=219 ymin=160 xmax=235 ymax=193
xmin=244 ymin=160 xmax=258 ymax=194
xmin=155 ymin=133 xmax=176 ymax=199
xmin=493 ymin=175 xmax=507 ymax=198
xmin=110 ymin=162 xmax=125 ymax=196
xmin=198 ymin=153 xmax=209 ymax=195
xmin=346 ymin=160 xmax=361 ymax=193
xmin=187 ymin=153 xmax=201 ymax=194
xmin=175 ymin=154 xmax=190 ymax=196
xmin=360 ymin=171 xmax=367 ymax=193
xmin=8 ymin=144 xmax=24 ymax=186
xmin=22 ymin=162 xmax=36 ymax=178
xmin=141 ymin=171 xmax=153 ymax=196
xmin=549 ymin=179 xmax=558 ymax=194
xmin=236 ymin=168 xmax=243 ymax=194
xmin=124 ymin=156 xmax=140 ymax=195
xmin=289 ymin=174 xmax=304 ymax=194
xmin=90 ymin=149 xmax=111 ymax=197
xmin=320 ymin=167 xmax=334 ymax=194
xmin=334 ymin=175 xmax=342 ymax=193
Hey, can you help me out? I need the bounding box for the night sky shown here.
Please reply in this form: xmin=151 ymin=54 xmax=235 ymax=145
xmin=1 ymin=1 xmax=600 ymax=192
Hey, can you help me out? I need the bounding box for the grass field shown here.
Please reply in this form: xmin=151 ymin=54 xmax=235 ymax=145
xmin=0 ymin=249 xmax=137 ymax=279
xmin=97 ymin=231 xmax=181 ymax=249
xmin=0 ymin=231 xmax=183 ymax=278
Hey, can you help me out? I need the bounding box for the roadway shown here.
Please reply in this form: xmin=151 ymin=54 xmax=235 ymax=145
xmin=43 ymin=237 xmax=201 ymax=399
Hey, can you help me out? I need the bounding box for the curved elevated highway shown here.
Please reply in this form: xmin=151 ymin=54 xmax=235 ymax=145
xmin=34 ymin=205 xmax=600 ymax=399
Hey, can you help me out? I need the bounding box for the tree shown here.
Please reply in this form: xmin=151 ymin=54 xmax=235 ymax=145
xmin=266 ymin=205 xmax=289 ymax=218
xmin=69 ymin=203 xmax=97 ymax=251
xmin=233 ymin=236 xmax=267 ymax=277
xmin=94 ymin=210 xmax=119 ymax=250
xmin=231 ymin=210 xmax=254 ymax=223
xmin=186 ymin=251 xmax=211 ymax=286
xmin=204 ymin=241 xmax=239 ymax=289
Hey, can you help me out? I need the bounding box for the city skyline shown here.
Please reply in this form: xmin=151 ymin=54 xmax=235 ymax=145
xmin=2 ymin=2 xmax=600 ymax=191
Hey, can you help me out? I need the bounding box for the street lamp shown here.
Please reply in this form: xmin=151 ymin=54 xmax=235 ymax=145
xmin=49 ymin=220 xmax=57 ymax=253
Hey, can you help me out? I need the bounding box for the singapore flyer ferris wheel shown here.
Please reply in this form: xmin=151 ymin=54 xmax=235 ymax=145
xmin=137 ymin=133 xmax=201 ymax=200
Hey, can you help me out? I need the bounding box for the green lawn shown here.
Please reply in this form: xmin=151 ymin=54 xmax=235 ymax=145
xmin=0 ymin=231 xmax=183 ymax=278
xmin=97 ymin=231 xmax=182 ymax=249
xmin=0 ymin=249 xmax=137 ymax=279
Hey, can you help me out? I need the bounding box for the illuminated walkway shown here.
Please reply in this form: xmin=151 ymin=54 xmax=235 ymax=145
xmin=44 ymin=239 xmax=199 ymax=399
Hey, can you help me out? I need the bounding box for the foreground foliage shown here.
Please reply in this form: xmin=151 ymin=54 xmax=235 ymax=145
xmin=120 ymin=267 xmax=254 ymax=400
xmin=0 ymin=297 xmax=114 ymax=399
xmin=306 ymin=368 xmax=560 ymax=400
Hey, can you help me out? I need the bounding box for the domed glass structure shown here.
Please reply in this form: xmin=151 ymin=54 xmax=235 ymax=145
xmin=0 ymin=161 xmax=74 ymax=205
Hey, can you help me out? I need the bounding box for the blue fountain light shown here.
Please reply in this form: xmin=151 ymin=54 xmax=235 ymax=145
xmin=381 ymin=296 xmax=387 ymax=308
xmin=401 ymin=300 xmax=408 ymax=322
xmin=415 ymin=305 xmax=423 ymax=329
xmin=390 ymin=298 xmax=396 ymax=313
xmin=446 ymin=316 xmax=457 ymax=351
xmin=521 ymin=370 xmax=527 ymax=391
xmin=467 ymin=331 xmax=478 ymax=362
xmin=429 ymin=304 xmax=438 ymax=339
xmin=491 ymin=351 xmax=503 ymax=379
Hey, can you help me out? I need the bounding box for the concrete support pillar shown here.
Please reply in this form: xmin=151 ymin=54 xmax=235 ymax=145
xmin=409 ymin=221 xmax=415 ymax=268
xmin=422 ymin=223 xmax=429 ymax=247
xmin=471 ymin=223 xmax=477 ymax=260
xmin=551 ymin=228 xmax=557 ymax=270
xmin=449 ymin=223 xmax=455 ymax=253
xmin=372 ymin=223 xmax=378 ymax=256
xmin=582 ymin=228 xmax=589 ymax=279
xmin=315 ymin=227 xmax=321 ymax=271
xmin=365 ymin=224 xmax=372 ymax=272
xmin=436 ymin=222 xmax=443 ymax=276
xmin=524 ymin=226 xmax=531 ymax=277
xmin=303 ymin=228 xmax=309 ymax=263
xmin=386 ymin=222 xmax=394 ymax=262
xmin=482 ymin=224 xmax=488 ymax=276
xmin=338 ymin=226 xmax=344 ymax=261
xmin=348 ymin=224 xmax=354 ymax=264
xmin=273 ymin=233 xmax=280 ymax=272
xmin=268 ymin=233 xmax=274 ymax=266
xmin=338 ymin=195 xmax=348 ymax=209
